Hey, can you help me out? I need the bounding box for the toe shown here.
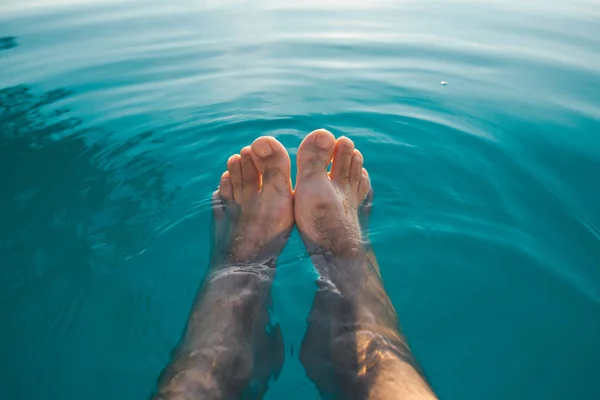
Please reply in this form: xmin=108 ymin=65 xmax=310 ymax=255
xmin=349 ymin=149 xmax=363 ymax=191
xmin=359 ymin=185 xmax=374 ymax=224
xmin=219 ymin=171 xmax=233 ymax=202
xmin=227 ymin=154 xmax=243 ymax=204
xmin=330 ymin=136 xmax=355 ymax=184
xmin=357 ymin=167 xmax=371 ymax=201
xmin=240 ymin=146 xmax=260 ymax=199
xmin=250 ymin=136 xmax=291 ymax=196
xmin=211 ymin=189 xmax=225 ymax=221
xmin=296 ymin=129 xmax=336 ymax=181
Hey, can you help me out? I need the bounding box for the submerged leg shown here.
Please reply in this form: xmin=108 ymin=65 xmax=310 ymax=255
xmin=295 ymin=130 xmax=437 ymax=400
xmin=154 ymin=137 xmax=294 ymax=400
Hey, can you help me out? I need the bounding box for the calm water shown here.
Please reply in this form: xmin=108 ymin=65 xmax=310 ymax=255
xmin=1 ymin=0 xmax=600 ymax=399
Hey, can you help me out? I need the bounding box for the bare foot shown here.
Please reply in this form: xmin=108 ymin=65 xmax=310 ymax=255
xmin=294 ymin=129 xmax=371 ymax=256
xmin=153 ymin=137 xmax=292 ymax=400
xmin=213 ymin=136 xmax=294 ymax=263
xmin=295 ymin=130 xmax=436 ymax=400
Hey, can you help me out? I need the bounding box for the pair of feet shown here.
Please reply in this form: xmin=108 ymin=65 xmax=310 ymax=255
xmin=159 ymin=130 xmax=436 ymax=399
xmin=213 ymin=129 xmax=371 ymax=262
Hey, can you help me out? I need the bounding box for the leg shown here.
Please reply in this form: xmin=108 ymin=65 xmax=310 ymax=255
xmin=294 ymin=130 xmax=437 ymax=400
xmin=154 ymin=137 xmax=294 ymax=400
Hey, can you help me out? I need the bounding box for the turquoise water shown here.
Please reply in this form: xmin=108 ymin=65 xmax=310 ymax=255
xmin=1 ymin=0 xmax=600 ymax=398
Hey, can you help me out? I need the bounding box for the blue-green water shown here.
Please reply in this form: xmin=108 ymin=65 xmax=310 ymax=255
xmin=1 ymin=0 xmax=600 ymax=399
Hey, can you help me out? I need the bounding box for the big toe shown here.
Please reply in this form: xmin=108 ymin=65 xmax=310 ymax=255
xmin=250 ymin=136 xmax=292 ymax=196
xmin=296 ymin=129 xmax=336 ymax=181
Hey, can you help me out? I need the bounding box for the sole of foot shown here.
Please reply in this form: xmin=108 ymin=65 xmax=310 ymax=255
xmin=213 ymin=136 xmax=294 ymax=262
xmin=293 ymin=129 xmax=371 ymax=257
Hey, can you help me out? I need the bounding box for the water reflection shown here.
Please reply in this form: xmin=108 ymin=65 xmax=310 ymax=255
xmin=0 ymin=36 xmax=17 ymax=50
xmin=0 ymin=80 xmax=177 ymax=297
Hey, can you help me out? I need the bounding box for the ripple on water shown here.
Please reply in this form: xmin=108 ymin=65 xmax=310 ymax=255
xmin=1 ymin=1 xmax=600 ymax=399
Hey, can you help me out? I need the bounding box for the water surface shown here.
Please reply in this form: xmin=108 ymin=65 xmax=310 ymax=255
xmin=1 ymin=0 xmax=599 ymax=399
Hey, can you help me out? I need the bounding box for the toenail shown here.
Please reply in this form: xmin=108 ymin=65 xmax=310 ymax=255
xmin=253 ymin=140 xmax=274 ymax=157
xmin=314 ymin=132 xmax=332 ymax=149
xmin=227 ymin=154 xmax=240 ymax=165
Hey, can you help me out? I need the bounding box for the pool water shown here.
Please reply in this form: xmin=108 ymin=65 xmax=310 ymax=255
xmin=1 ymin=0 xmax=599 ymax=399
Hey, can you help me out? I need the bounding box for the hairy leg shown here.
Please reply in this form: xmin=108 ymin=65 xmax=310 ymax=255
xmin=295 ymin=130 xmax=437 ymax=400
xmin=154 ymin=137 xmax=294 ymax=400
